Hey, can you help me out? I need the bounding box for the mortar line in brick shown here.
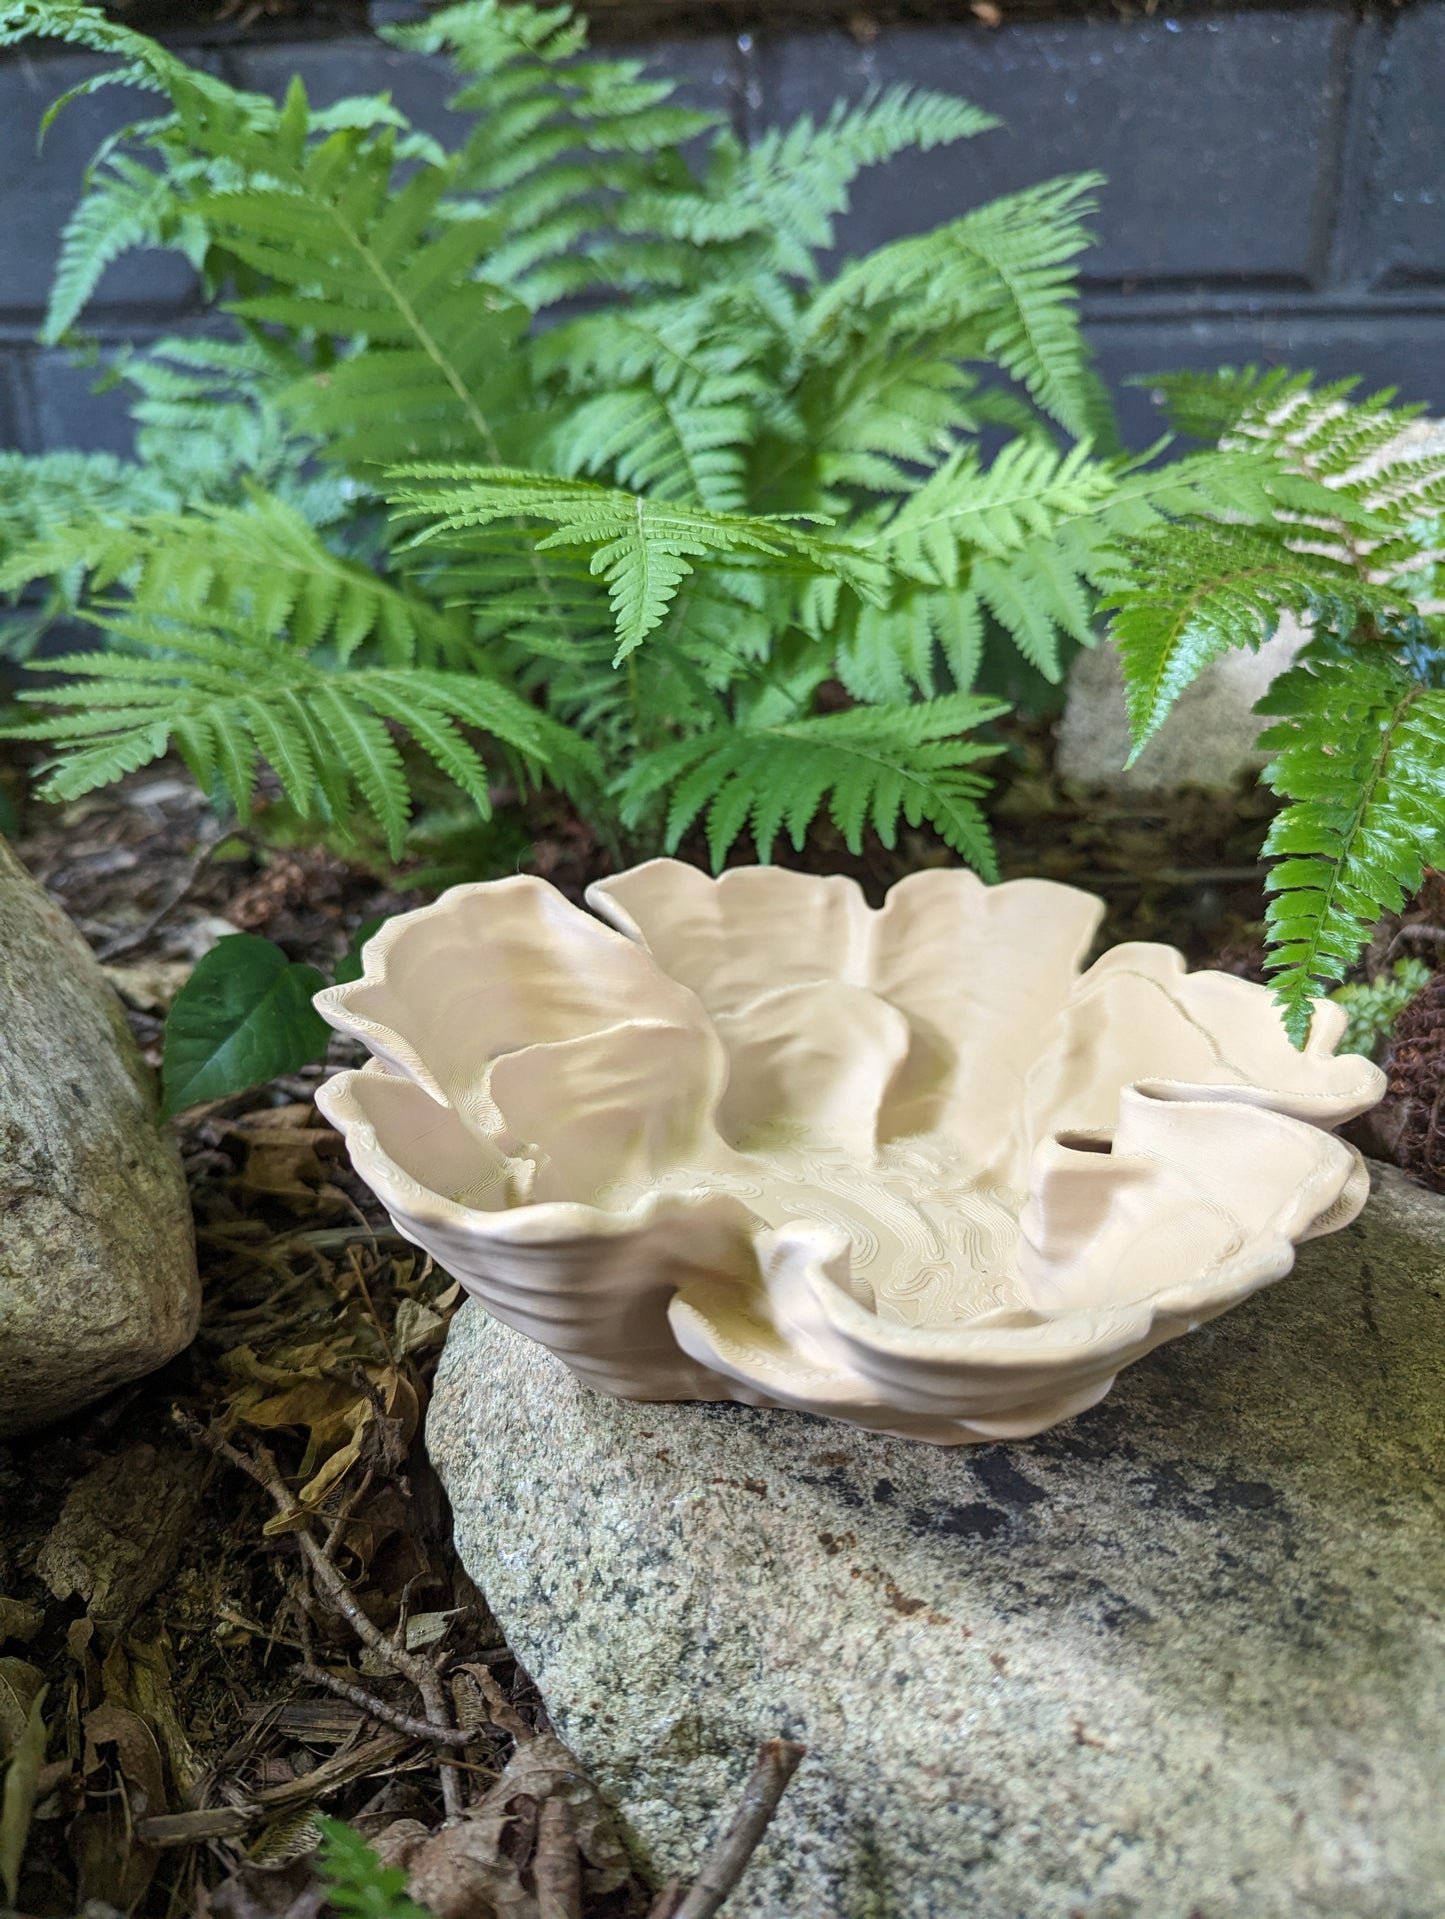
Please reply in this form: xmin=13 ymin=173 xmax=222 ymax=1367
xmin=1079 ymin=286 xmax=1445 ymax=321
xmin=1305 ymin=6 xmax=1365 ymax=294
xmin=0 ymin=303 xmax=208 ymax=334
xmin=6 ymin=347 xmax=40 ymax=456
xmin=731 ymin=26 xmax=760 ymax=146
xmin=1321 ymin=6 xmax=1394 ymax=295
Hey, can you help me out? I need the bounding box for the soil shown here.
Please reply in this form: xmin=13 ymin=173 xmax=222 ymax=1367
xmin=0 ymin=731 xmax=1440 ymax=1917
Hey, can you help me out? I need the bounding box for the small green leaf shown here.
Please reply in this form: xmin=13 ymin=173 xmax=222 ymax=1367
xmin=162 ymin=934 xmax=329 ymax=1115
xmin=314 ymin=1814 xmax=430 ymax=1919
xmin=333 ymin=914 xmax=388 ymax=986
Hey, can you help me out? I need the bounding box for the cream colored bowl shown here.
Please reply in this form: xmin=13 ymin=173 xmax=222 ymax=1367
xmin=314 ymin=861 xmax=1383 ymax=1444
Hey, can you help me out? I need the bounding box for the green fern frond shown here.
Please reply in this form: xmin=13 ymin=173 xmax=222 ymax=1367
xmin=0 ymin=0 xmax=272 ymax=124
xmin=806 ymin=176 xmax=1106 ymax=438
xmin=0 ymin=450 xmax=176 ymax=658
xmin=315 ymin=1815 xmax=429 ymax=1919
xmin=791 ymin=342 xmax=982 ymax=498
xmin=1330 ymin=956 xmax=1432 ymax=1061
xmin=618 ymin=692 xmax=1007 ymax=871
xmin=179 ymin=120 xmax=529 ymax=469
xmin=1149 ymin=365 xmax=1417 ymax=472
xmin=832 ymin=586 xmax=985 ymax=702
xmin=881 ymin=437 xmax=1118 ymax=583
xmin=5 ymin=610 xmax=594 ymax=851
xmin=546 ymin=384 xmax=754 ymax=512
xmin=0 ymin=491 xmax=468 ymax=668
xmin=387 ymin=1 xmax=719 ymax=308
xmin=391 ymin=466 xmax=887 ymax=657
xmin=1145 ymin=366 xmax=1445 ymax=561
xmin=1103 ymin=522 xmax=1411 ymax=755
xmin=0 ymin=450 xmax=174 ymax=549
xmin=44 ymin=147 xmax=211 ymax=343
xmin=1255 ymin=648 xmax=1445 ymax=1043
xmin=623 ymin=87 xmax=997 ymax=283
xmin=1146 ymin=366 xmax=1369 ymax=444
xmin=123 ymin=335 xmax=352 ymax=522
xmin=536 ymin=299 xmax=768 ymax=396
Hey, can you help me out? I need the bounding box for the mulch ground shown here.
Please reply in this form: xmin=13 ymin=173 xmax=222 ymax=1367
xmin=0 ymin=730 xmax=1441 ymax=1916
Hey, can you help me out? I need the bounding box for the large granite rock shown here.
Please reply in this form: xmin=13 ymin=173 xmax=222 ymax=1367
xmin=1054 ymin=616 xmax=1301 ymax=793
xmin=0 ymin=837 xmax=199 ymax=1435
xmin=429 ymin=1164 xmax=1445 ymax=1919
xmin=1058 ymin=419 xmax=1445 ymax=795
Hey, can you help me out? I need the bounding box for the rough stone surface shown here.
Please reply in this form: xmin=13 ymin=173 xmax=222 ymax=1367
xmin=1054 ymin=616 xmax=1302 ymax=793
xmin=1058 ymin=416 xmax=1445 ymax=792
xmin=0 ymin=837 xmax=199 ymax=1436
xmin=430 ymin=1163 xmax=1445 ymax=1919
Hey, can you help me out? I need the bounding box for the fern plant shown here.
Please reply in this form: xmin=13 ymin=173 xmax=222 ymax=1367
xmin=1330 ymin=956 xmax=1432 ymax=1062
xmin=1 ymin=0 xmax=1318 ymax=885
xmin=314 ymin=1816 xmax=429 ymax=1919
xmin=1103 ymin=367 xmax=1445 ymax=1041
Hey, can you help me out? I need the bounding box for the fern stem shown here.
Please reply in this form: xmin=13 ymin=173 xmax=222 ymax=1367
xmin=325 ymin=204 xmax=503 ymax=463
xmin=318 ymin=198 xmax=579 ymax=648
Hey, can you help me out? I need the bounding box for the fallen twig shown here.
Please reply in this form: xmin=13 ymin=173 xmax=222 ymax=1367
xmin=175 ymin=1410 xmax=466 ymax=1814
xmin=136 ymin=1731 xmax=415 ymax=1846
xmin=649 ymin=1738 xmax=807 ymax=1919
xmin=297 ymin=1663 xmax=483 ymax=1748
xmin=1387 ymin=922 xmax=1445 ymax=959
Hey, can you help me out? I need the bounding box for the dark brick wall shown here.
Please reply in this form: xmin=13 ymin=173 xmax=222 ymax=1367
xmin=2 ymin=2 xmax=1442 ymax=459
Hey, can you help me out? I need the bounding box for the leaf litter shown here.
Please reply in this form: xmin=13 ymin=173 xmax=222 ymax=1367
xmin=0 ymin=735 xmax=1439 ymax=1913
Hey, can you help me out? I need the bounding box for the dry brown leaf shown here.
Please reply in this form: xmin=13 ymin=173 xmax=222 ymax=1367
xmin=126 ymin=1633 xmax=202 ymax=1802
xmin=200 ymin=1854 xmax=327 ymax=1919
xmin=394 ymin=1298 xmax=448 ymax=1359
xmin=102 ymin=957 xmax=195 ymax=1011
xmin=227 ymin=1341 xmax=350 ymax=1392
xmin=406 ymin=1809 xmax=534 ymax=1919
xmin=227 ymin=1105 xmax=347 ymax=1209
xmin=406 ymin=1733 xmax=631 ymax=1917
xmin=65 ymin=1616 xmax=102 ymax=1716
xmin=230 ymin=1356 xmax=418 ymax=1533
xmin=368 ymin=1816 xmax=432 ymax=1866
xmin=334 ymin=1483 xmax=415 ymax=1583
xmin=74 ymin=1702 xmax=167 ymax=1907
xmin=492 ymin=1736 xmax=630 ymax=1895
xmin=0 ymin=1683 xmax=48 ymax=1906
xmin=82 ymin=1703 xmax=167 ymax=1818
xmin=0 ymin=1659 xmax=45 ymax=1763
xmin=0 ymin=1597 xmax=42 ymax=1647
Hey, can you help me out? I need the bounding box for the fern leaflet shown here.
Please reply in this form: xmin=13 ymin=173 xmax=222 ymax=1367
xmin=1257 ymin=647 xmax=1445 ymax=1043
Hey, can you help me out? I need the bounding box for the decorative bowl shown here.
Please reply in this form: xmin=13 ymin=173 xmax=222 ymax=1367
xmin=314 ymin=861 xmax=1384 ymax=1444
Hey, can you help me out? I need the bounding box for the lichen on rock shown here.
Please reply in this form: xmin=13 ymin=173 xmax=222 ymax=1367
xmin=429 ymin=1163 xmax=1445 ymax=1919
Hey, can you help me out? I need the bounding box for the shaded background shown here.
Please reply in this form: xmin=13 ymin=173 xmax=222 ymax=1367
xmin=1 ymin=0 xmax=1442 ymax=456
